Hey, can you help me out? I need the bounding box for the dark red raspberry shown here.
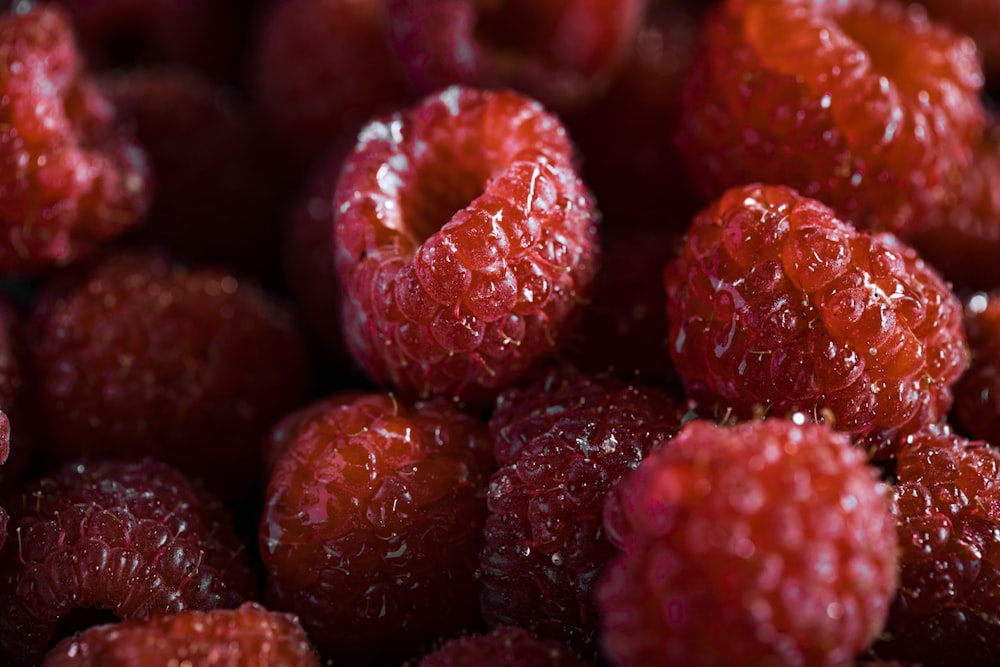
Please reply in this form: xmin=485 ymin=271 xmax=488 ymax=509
xmin=385 ymin=0 xmax=645 ymax=111
xmin=665 ymin=183 xmax=968 ymax=458
xmin=909 ymin=118 xmax=1000 ymax=291
xmin=420 ymin=626 xmax=586 ymax=667
xmin=334 ymin=86 xmax=600 ymax=406
xmin=480 ymin=365 xmax=684 ymax=652
xmin=251 ymin=0 xmax=413 ymax=171
xmin=260 ymin=392 xmax=494 ymax=664
xmin=952 ymin=291 xmax=1000 ymax=450
xmin=101 ymin=69 xmax=286 ymax=286
xmin=0 ymin=459 xmax=254 ymax=666
xmin=597 ymin=418 xmax=898 ymax=666
xmin=0 ymin=6 xmax=151 ymax=275
xmin=674 ymin=0 xmax=985 ymax=236
xmin=27 ymin=251 xmax=312 ymax=501
xmin=42 ymin=602 xmax=321 ymax=667
xmin=913 ymin=0 xmax=1000 ymax=80
xmin=872 ymin=424 xmax=1000 ymax=667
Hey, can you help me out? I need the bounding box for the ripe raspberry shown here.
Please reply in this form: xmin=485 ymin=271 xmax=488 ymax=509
xmin=251 ymin=0 xmax=413 ymax=170
xmin=42 ymin=602 xmax=321 ymax=667
xmin=0 ymin=6 xmax=151 ymax=275
xmin=913 ymin=0 xmax=1000 ymax=80
xmin=334 ymin=86 xmax=600 ymax=406
xmin=101 ymin=69 xmax=286 ymax=285
xmin=952 ymin=291 xmax=1000 ymax=454
xmin=385 ymin=0 xmax=645 ymax=112
xmin=0 ymin=459 xmax=254 ymax=666
xmin=597 ymin=418 xmax=898 ymax=666
xmin=872 ymin=424 xmax=1000 ymax=667
xmin=260 ymin=392 xmax=495 ymax=664
xmin=674 ymin=0 xmax=985 ymax=236
xmin=420 ymin=626 xmax=585 ymax=667
xmin=665 ymin=183 xmax=968 ymax=458
xmin=27 ymin=251 xmax=312 ymax=501
xmin=481 ymin=365 xmax=684 ymax=652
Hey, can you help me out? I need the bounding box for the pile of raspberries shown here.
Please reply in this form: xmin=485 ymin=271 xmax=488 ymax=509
xmin=0 ymin=0 xmax=999 ymax=665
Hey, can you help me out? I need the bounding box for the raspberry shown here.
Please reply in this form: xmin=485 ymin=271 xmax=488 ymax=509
xmin=952 ymin=291 xmax=1000 ymax=450
xmin=260 ymin=392 xmax=494 ymax=664
xmin=420 ymin=626 xmax=585 ymax=667
xmin=674 ymin=0 xmax=985 ymax=236
xmin=250 ymin=0 xmax=413 ymax=171
xmin=385 ymin=0 xmax=645 ymax=111
xmin=913 ymin=0 xmax=1000 ymax=81
xmin=334 ymin=86 xmax=600 ymax=406
xmin=27 ymin=251 xmax=312 ymax=501
xmin=101 ymin=69 xmax=285 ymax=285
xmin=42 ymin=602 xmax=321 ymax=667
xmin=480 ymin=365 xmax=684 ymax=652
xmin=0 ymin=459 xmax=254 ymax=666
xmin=872 ymin=424 xmax=1000 ymax=667
xmin=597 ymin=418 xmax=898 ymax=666
xmin=665 ymin=183 xmax=968 ymax=458
xmin=0 ymin=6 xmax=151 ymax=275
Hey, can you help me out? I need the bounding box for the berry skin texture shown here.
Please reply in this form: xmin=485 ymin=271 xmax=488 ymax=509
xmin=26 ymin=251 xmax=312 ymax=501
xmin=0 ymin=459 xmax=254 ymax=666
xmin=954 ymin=291 xmax=1000 ymax=445
xmin=42 ymin=602 xmax=321 ymax=667
xmin=597 ymin=418 xmax=899 ymax=667
xmin=419 ymin=625 xmax=586 ymax=667
xmin=673 ymin=0 xmax=985 ymax=237
xmin=665 ymin=183 xmax=968 ymax=459
xmin=334 ymin=86 xmax=600 ymax=406
xmin=873 ymin=425 xmax=1000 ymax=667
xmin=0 ymin=6 xmax=151 ymax=275
xmin=259 ymin=392 xmax=495 ymax=664
xmin=480 ymin=365 xmax=684 ymax=652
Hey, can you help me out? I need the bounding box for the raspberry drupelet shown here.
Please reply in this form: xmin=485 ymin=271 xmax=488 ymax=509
xmin=0 ymin=6 xmax=151 ymax=275
xmin=0 ymin=459 xmax=254 ymax=666
xmin=333 ymin=86 xmax=600 ymax=407
xmin=42 ymin=602 xmax=321 ymax=667
xmin=873 ymin=424 xmax=1000 ymax=667
xmin=665 ymin=183 xmax=968 ymax=458
xmin=26 ymin=250 xmax=312 ymax=501
xmin=419 ymin=625 xmax=586 ymax=667
xmin=480 ymin=365 xmax=685 ymax=652
xmin=259 ymin=392 xmax=495 ymax=664
xmin=952 ymin=291 xmax=1000 ymax=449
xmin=673 ymin=0 xmax=985 ymax=237
xmin=597 ymin=418 xmax=899 ymax=667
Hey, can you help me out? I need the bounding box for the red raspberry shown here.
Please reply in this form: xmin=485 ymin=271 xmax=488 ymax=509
xmin=250 ymin=0 xmax=413 ymax=171
xmin=260 ymin=392 xmax=494 ymax=664
xmin=0 ymin=459 xmax=254 ymax=666
xmin=665 ymin=184 xmax=968 ymax=458
xmin=101 ymin=69 xmax=286 ymax=285
xmin=872 ymin=424 xmax=1000 ymax=666
xmin=27 ymin=251 xmax=312 ymax=501
xmin=43 ymin=602 xmax=321 ymax=667
xmin=420 ymin=626 xmax=586 ymax=667
xmin=0 ymin=6 xmax=151 ymax=275
xmin=952 ymin=291 xmax=1000 ymax=452
xmin=385 ymin=0 xmax=646 ymax=111
xmin=674 ymin=0 xmax=985 ymax=236
xmin=334 ymin=86 xmax=600 ymax=406
xmin=597 ymin=418 xmax=898 ymax=666
xmin=481 ymin=365 xmax=684 ymax=652
xmin=913 ymin=0 xmax=1000 ymax=80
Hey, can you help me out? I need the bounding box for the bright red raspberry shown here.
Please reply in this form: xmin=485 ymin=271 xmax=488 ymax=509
xmin=27 ymin=251 xmax=312 ymax=501
xmin=481 ymin=365 xmax=684 ymax=652
xmin=385 ymin=0 xmax=646 ymax=111
xmin=665 ymin=183 xmax=968 ymax=458
xmin=420 ymin=626 xmax=586 ymax=667
xmin=260 ymin=392 xmax=495 ymax=664
xmin=0 ymin=459 xmax=254 ymax=666
xmin=872 ymin=424 xmax=1000 ymax=666
xmin=334 ymin=86 xmax=600 ymax=406
xmin=0 ymin=6 xmax=151 ymax=275
xmin=952 ymin=291 xmax=1000 ymax=449
xmin=674 ymin=0 xmax=985 ymax=237
xmin=251 ymin=0 xmax=413 ymax=170
xmin=101 ymin=70 xmax=286 ymax=285
xmin=42 ymin=602 xmax=321 ymax=667
xmin=597 ymin=418 xmax=898 ymax=667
